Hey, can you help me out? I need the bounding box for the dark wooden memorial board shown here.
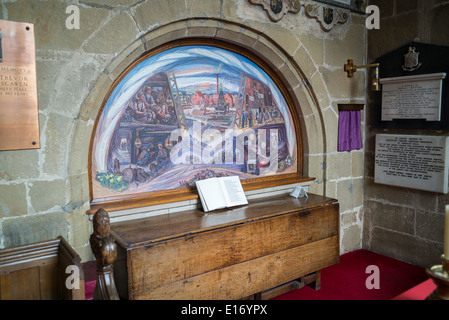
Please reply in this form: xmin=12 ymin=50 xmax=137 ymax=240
xmin=373 ymin=42 xmax=449 ymax=131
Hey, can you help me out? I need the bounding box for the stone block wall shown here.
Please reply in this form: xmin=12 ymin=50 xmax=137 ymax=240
xmin=364 ymin=0 xmax=449 ymax=267
xmin=0 ymin=0 xmax=368 ymax=261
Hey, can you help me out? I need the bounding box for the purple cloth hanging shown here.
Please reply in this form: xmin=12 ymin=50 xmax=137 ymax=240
xmin=338 ymin=110 xmax=363 ymax=152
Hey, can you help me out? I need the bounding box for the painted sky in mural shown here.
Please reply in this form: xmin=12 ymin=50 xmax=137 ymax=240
xmin=92 ymin=45 xmax=297 ymax=199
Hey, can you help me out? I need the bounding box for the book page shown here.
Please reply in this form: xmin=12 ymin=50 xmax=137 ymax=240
xmin=195 ymin=178 xmax=227 ymax=212
xmin=220 ymin=176 xmax=248 ymax=207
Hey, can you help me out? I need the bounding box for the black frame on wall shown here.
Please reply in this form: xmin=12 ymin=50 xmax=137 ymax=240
xmin=372 ymin=42 xmax=449 ymax=131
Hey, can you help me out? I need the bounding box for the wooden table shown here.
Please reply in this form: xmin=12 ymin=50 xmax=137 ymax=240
xmin=110 ymin=193 xmax=340 ymax=300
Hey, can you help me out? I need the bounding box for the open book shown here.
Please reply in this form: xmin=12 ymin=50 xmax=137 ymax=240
xmin=195 ymin=176 xmax=248 ymax=212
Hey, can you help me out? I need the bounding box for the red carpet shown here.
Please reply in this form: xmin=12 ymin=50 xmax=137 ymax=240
xmin=273 ymin=249 xmax=428 ymax=300
xmin=84 ymin=260 xmax=96 ymax=300
xmin=84 ymin=249 xmax=429 ymax=300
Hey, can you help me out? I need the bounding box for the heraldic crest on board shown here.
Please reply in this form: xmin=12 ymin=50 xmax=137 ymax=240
xmin=402 ymin=47 xmax=422 ymax=72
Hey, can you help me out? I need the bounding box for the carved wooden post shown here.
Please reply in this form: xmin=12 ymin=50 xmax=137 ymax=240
xmin=90 ymin=208 xmax=120 ymax=300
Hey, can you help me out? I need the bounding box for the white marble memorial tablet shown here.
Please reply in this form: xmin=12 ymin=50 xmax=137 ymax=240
xmin=380 ymin=73 xmax=446 ymax=121
xmin=375 ymin=134 xmax=449 ymax=193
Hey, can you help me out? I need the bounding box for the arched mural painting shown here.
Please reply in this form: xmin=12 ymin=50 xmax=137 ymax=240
xmin=90 ymin=42 xmax=301 ymax=206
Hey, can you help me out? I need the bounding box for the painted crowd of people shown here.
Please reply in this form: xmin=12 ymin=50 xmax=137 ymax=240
xmin=125 ymin=85 xmax=176 ymax=126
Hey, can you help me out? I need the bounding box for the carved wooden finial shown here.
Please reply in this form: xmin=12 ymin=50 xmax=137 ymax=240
xmin=90 ymin=208 xmax=120 ymax=300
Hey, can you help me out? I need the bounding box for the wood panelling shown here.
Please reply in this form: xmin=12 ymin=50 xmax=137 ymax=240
xmin=128 ymin=204 xmax=338 ymax=291
xmin=0 ymin=236 xmax=85 ymax=300
xmin=133 ymin=236 xmax=338 ymax=300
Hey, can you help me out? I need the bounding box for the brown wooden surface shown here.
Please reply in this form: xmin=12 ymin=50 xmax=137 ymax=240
xmin=110 ymin=193 xmax=340 ymax=300
xmin=338 ymin=103 xmax=365 ymax=111
xmin=133 ymin=236 xmax=338 ymax=300
xmin=111 ymin=192 xmax=336 ymax=247
xmin=0 ymin=236 xmax=85 ymax=300
xmin=127 ymin=202 xmax=338 ymax=291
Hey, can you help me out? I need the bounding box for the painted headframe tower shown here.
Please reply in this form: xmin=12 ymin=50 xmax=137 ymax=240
xmin=91 ymin=45 xmax=298 ymax=201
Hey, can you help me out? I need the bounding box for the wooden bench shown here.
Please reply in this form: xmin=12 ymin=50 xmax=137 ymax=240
xmin=0 ymin=236 xmax=85 ymax=300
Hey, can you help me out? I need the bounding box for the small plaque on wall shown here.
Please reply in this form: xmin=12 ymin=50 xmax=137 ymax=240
xmin=0 ymin=19 xmax=40 ymax=151
xmin=375 ymin=134 xmax=449 ymax=194
xmin=380 ymin=73 xmax=446 ymax=122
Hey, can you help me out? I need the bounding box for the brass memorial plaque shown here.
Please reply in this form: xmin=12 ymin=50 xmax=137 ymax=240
xmin=0 ymin=19 xmax=40 ymax=151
